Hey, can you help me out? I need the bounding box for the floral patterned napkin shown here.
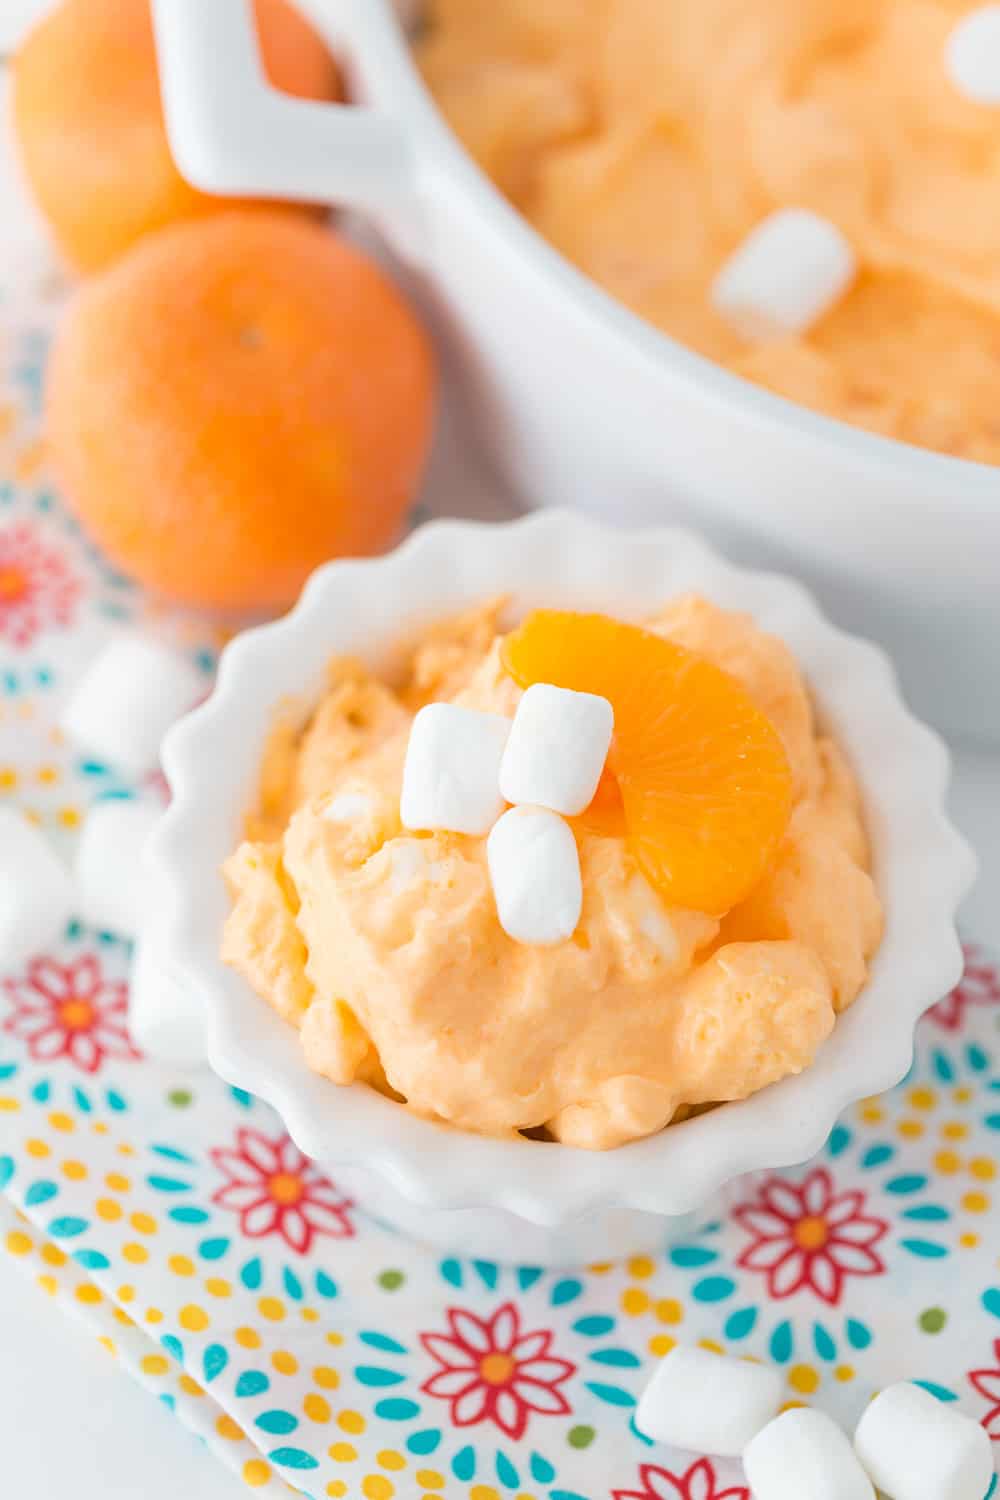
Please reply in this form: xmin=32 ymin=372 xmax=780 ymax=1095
xmin=1 ymin=300 xmax=999 ymax=1500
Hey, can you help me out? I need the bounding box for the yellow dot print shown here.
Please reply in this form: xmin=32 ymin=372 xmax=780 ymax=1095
xmin=304 ymin=1394 xmax=331 ymax=1423
xmin=235 ymin=1326 xmax=261 ymax=1349
xmin=216 ymin=1414 xmax=244 ymax=1441
xmin=301 ymin=1306 xmax=320 ymax=1323
xmin=98 ymin=1337 xmax=116 ymax=1356
xmin=0 ymin=1099 xmax=20 ymax=1113
xmin=258 ymin=1296 xmax=285 ymax=1321
xmin=48 ymin=1111 xmax=74 ymax=1132
xmin=179 ymin=1304 xmax=209 ymax=1332
xmin=36 ymin=1274 xmax=58 ymax=1296
xmin=105 ymin=1172 xmax=131 ymax=1192
xmin=145 ymin=1307 xmax=163 ymax=1325
xmin=788 ymin=1364 xmax=820 ymax=1395
xmin=328 ymin=1443 xmax=357 ymax=1463
xmin=970 ymin=1157 xmax=997 ymax=1181
xmin=908 ymin=1086 xmax=936 ymax=1111
xmin=470 ymin=1487 xmax=501 ymax=1500
xmin=205 ymin=1278 xmax=232 ymax=1298
xmin=5 ymin=1230 xmax=32 ymax=1256
xmin=622 ymin=1287 xmax=649 ymax=1316
xmin=95 ymin=1198 xmax=122 ymax=1222
xmin=327 ymin=1483 xmax=348 ymax=1498
xmin=935 ymin=1150 xmax=962 ymax=1175
xmin=962 ymin=1192 xmax=990 ymax=1214
xmin=378 ymin=1451 xmax=406 ymax=1471
xmin=76 ymin=1283 xmax=102 ymax=1305
xmin=627 ymin=1255 xmax=655 ymax=1280
xmin=942 ymin=1121 xmax=969 ymax=1141
xmin=649 ymin=1335 xmax=677 ymax=1359
xmin=41 ymin=1244 xmax=67 ymax=1268
xmin=25 ymin=1139 xmax=50 ymax=1158
xmin=272 ymin=1351 xmax=299 ymax=1375
xmin=116 ymin=1285 xmax=135 ymax=1303
xmin=835 ymin=1365 xmax=855 ymax=1382
xmin=141 ymin=1355 xmax=169 ymax=1376
xmin=130 ymin=1211 xmax=156 ymax=1235
xmin=113 ymin=1308 xmax=135 ymax=1327
xmin=960 ymin=1232 xmax=980 ymax=1248
xmin=325 ymin=1331 xmax=344 ymax=1348
xmin=338 ymin=1410 xmax=366 ymax=1436
xmin=416 ymin=1473 xmax=445 ymax=1491
xmin=362 ymin=1477 xmax=393 ymax=1500
xmin=655 ymin=1298 xmax=683 ymax=1325
xmin=897 ymin=1119 xmax=924 ymax=1140
xmin=122 ymin=1243 xmax=148 ymax=1265
xmin=243 ymin=1459 xmax=271 ymax=1488
xmin=698 ymin=1338 xmax=725 ymax=1355
xmin=313 ymin=1365 xmax=339 ymax=1389
xmin=179 ymin=1375 xmax=204 ymax=1397
xmin=168 ymin=1255 xmax=195 ymax=1277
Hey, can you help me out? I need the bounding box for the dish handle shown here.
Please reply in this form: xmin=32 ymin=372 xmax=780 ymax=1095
xmin=151 ymin=0 xmax=418 ymax=219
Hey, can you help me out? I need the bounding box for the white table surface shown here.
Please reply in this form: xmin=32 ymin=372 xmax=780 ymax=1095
xmin=1 ymin=39 xmax=998 ymax=1500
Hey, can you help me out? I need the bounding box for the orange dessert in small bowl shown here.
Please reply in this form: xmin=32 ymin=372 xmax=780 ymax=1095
xmin=147 ymin=514 xmax=972 ymax=1263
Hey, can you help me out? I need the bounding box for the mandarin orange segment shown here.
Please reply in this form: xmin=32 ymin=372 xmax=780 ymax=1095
xmin=502 ymin=610 xmax=794 ymax=915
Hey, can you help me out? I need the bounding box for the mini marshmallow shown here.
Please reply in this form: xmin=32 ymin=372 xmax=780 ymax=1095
xmin=400 ymin=702 xmax=510 ymax=836
xmin=74 ymin=798 xmax=163 ymax=938
xmin=499 ymin=682 xmax=613 ymax=817
xmin=744 ymin=1408 xmax=874 ymax=1500
xmin=634 ymin=1346 xmax=783 ymax=1456
xmin=0 ymin=809 xmax=76 ymax=968
xmin=853 ymin=1382 xmax=993 ymax=1500
xmin=712 ymin=209 xmax=856 ymax=342
xmin=487 ymin=806 xmax=582 ymax=945
xmin=129 ymin=938 xmax=207 ymax=1068
xmin=946 ymin=6 xmax=1000 ymax=104
xmin=60 ymin=632 xmax=203 ymax=776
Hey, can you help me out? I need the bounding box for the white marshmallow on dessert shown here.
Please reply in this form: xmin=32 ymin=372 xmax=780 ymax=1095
xmin=400 ymin=702 xmax=510 ymax=836
xmin=74 ymin=797 xmax=163 ymax=938
xmin=0 ymin=809 xmax=76 ymax=968
xmin=634 ymin=1345 xmax=783 ymax=1456
xmin=744 ymin=1407 xmax=874 ymax=1500
xmin=853 ymin=1382 xmax=993 ymax=1500
xmin=946 ymin=6 xmax=1000 ymax=104
xmin=712 ymin=208 xmax=856 ymax=342
xmin=60 ymin=631 xmax=203 ymax=777
xmin=499 ymin=682 xmax=613 ymax=817
xmin=128 ymin=937 xmax=207 ymax=1067
xmin=487 ymin=805 xmax=582 ymax=945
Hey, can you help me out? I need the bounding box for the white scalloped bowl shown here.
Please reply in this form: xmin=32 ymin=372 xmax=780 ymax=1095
xmin=148 ymin=513 xmax=974 ymax=1266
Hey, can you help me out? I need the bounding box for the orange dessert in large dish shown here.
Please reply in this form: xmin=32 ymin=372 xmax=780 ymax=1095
xmin=222 ymin=598 xmax=882 ymax=1150
xmin=416 ymin=0 xmax=1000 ymax=463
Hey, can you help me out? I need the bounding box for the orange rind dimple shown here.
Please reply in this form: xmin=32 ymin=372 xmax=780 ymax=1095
xmin=502 ymin=609 xmax=794 ymax=915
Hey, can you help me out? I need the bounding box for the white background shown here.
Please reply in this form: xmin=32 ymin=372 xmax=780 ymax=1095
xmin=1 ymin=15 xmax=999 ymax=1495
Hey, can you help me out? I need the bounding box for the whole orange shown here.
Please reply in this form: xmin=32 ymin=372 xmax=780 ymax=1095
xmin=13 ymin=0 xmax=340 ymax=273
xmin=46 ymin=212 xmax=437 ymax=611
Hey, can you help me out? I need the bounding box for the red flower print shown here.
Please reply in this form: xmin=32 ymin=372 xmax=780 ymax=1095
xmin=420 ymin=1301 xmax=575 ymax=1440
xmin=0 ymin=521 xmax=80 ymax=648
xmin=969 ymin=1338 xmax=1000 ymax=1441
xmin=733 ymin=1166 xmax=888 ymax=1306
xmin=3 ymin=955 xmax=138 ymax=1073
xmin=614 ymin=1458 xmax=748 ymax=1500
xmin=926 ymin=946 xmax=1000 ymax=1032
xmin=210 ymin=1128 xmax=354 ymax=1254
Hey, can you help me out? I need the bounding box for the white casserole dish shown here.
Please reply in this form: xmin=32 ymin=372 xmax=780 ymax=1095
xmin=150 ymin=0 xmax=1000 ymax=746
xmin=146 ymin=512 xmax=974 ymax=1266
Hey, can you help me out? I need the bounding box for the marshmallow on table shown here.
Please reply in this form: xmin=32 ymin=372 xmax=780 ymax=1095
xmin=401 ymin=702 xmax=510 ymax=836
xmin=487 ymin=805 xmax=582 ymax=945
xmin=634 ymin=1346 xmax=782 ymax=1456
xmin=712 ymin=209 xmax=856 ymax=342
xmin=74 ymin=797 xmax=163 ymax=938
xmin=0 ymin=809 xmax=76 ymax=968
xmin=60 ymin=631 xmax=203 ymax=777
xmin=499 ymin=683 xmax=613 ymax=817
xmin=129 ymin=938 xmax=207 ymax=1068
xmin=744 ymin=1408 xmax=874 ymax=1500
xmin=946 ymin=6 xmax=1000 ymax=104
xmin=853 ymin=1381 xmax=993 ymax=1500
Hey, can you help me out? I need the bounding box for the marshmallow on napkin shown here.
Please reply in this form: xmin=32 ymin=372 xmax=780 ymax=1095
xmin=0 ymin=809 xmax=76 ymax=968
xmin=634 ymin=1345 xmax=783 ymax=1456
xmin=744 ymin=1407 xmax=874 ymax=1500
xmin=853 ymin=1382 xmax=993 ymax=1500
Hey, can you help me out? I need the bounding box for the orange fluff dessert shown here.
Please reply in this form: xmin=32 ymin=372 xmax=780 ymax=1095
xmin=416 ymin=0 xmax=1000 ymax=462
xmin=222 ymin=599 xmax=882 ymax=1150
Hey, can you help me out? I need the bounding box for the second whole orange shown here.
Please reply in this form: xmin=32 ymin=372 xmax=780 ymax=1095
xmin=46 ymin=212 xmax=437 ymax=612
